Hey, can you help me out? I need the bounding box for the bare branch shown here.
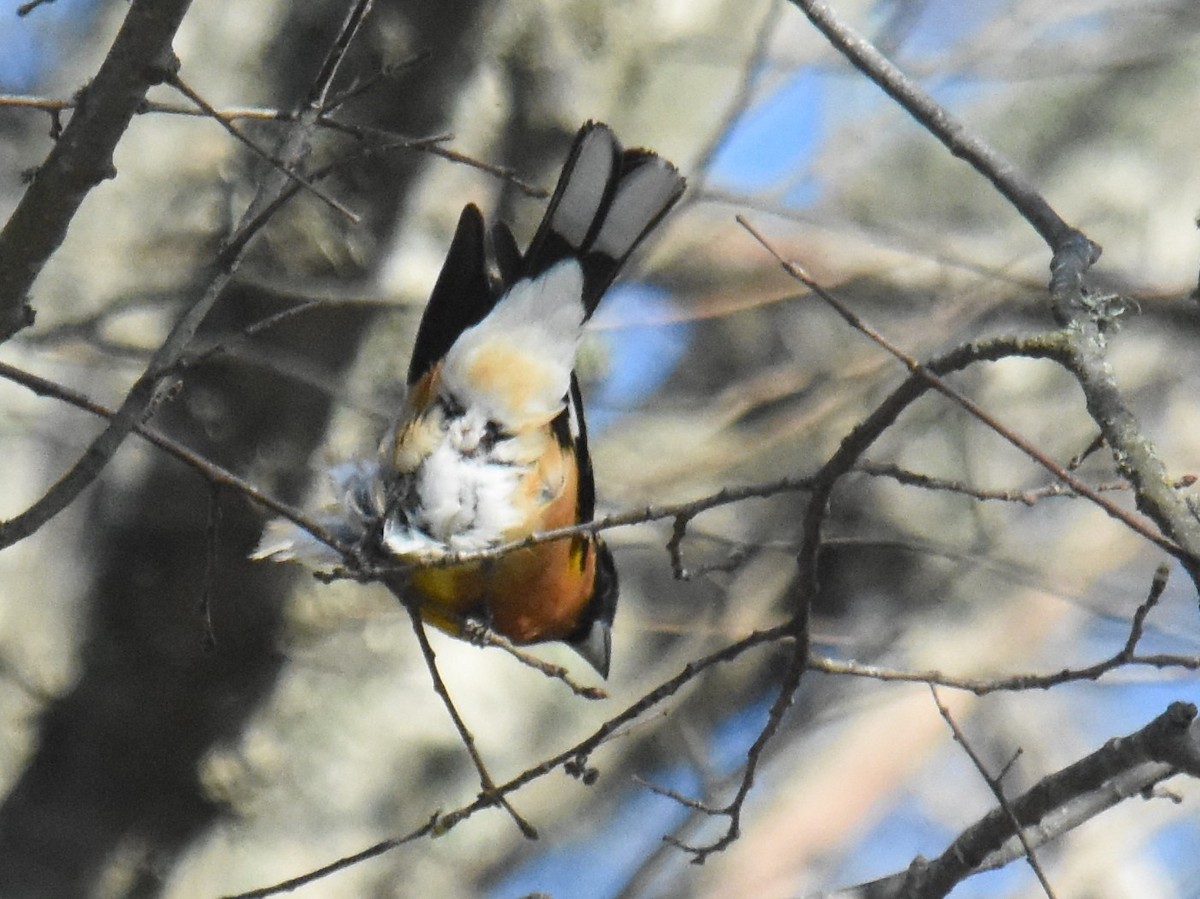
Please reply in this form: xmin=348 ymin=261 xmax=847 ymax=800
xmin=930 ymin=686 xmax=1056 ymax=898
xmin=16 ymin=0 xmax=56 ymax=15
xmin=785 ymin=0 xmax=1101 ymax=280
xmin=303 ymin=0 xmax=375 ymax=108
xmin=859 ymin=461 xmax=1197 ymax=506
xmin=737 ymin=215 xmax=1190 ymax=564
xmin=1057 ymin=328 xmax=1200 ymax=588
xmin=320 ymin=51 xmax=430 ymax=113
xmin=0 ymin=0 xmax=386 ymax=551
xmin=0 ymin=93 xmax=546 ymax=197
xmin=0 ymin=0 xmax=194 ymax=340
xmin=665 ymin=647 xmax=806 ymax=862
xmin=220 ymin=816 xmax=439 ymax=899
xmin=811 ymin=561 xmax=1185 ymax=693
xmin=165 ymin=73 xmax=361 ymax=223
xmin=399 ymin=597 xmax=537 ymax=839
xmin=782 ymin=0 xmax=1200 ymax=591
xmin=316 ymin=117 xmax=548 ymax=197
xmin=227 ymin=624 xmax=794 ymax=898
xmin=461 ymin=622 xmax=607 ymax=699
xmin=853 ymin=702 xmax=1200 ymax=899
xmin=0 ymin=353 xmax=346 ymax=555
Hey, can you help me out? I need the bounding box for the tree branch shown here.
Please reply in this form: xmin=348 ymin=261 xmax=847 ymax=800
xmin=848 ymin=702 xmax=1200 ymax=899
xmin=0 ymin=0 xmax=195 ymax=340
xmin=0 ymin=0 xmax=379 ymax=551
xmin=785 ymin=0 xmax=1101 ymax=279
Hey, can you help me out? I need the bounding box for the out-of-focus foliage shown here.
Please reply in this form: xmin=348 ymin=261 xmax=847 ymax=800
xmin=1 ymin=1 xmax=1199 ymax=897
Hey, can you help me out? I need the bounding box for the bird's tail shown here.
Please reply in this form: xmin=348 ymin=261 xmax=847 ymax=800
xmin=514 ymin=121 xmax=686 ymax=316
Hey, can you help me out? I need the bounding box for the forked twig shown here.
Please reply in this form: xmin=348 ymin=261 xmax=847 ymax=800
xmin=809 ymin=564 xmax=1185 ymax=693
xmin=0 ymin=0 xmax=384 ymax=552
xmin=165 ymin=73 xmax=360 ymax=223
xmin=930 ymin=686 xmax=1056 ymax=898
xmin=736 ymin=215 xmax=1186 ymax=563
xmin=400 ymin=600 xmax=537 ymax=839
xmin=461 ymin=621 xmax=607 ymax=699
xmin=227 ymin=624 xmax=794 ymax=898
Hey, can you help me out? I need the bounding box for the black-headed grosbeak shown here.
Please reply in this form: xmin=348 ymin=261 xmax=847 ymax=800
xmin=256 ymin=122 xmax=685 ymax=677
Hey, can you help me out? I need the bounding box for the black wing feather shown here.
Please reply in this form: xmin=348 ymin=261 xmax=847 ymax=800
xmin=548 ymin=374 xmax=597 ymax=523
xmin=406 ymin=204 xmax=497 ymax=385
xmin=567 ymin=375 xmax=597 ymax=522
xmin=490 ymin=222 xmax=523 ymax=289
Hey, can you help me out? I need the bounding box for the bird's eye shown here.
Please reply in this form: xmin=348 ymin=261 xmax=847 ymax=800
xmin=437 ymin=393 xmax=466 ymax=419
xmin=481 ymin=419 xmax=509 ymax=450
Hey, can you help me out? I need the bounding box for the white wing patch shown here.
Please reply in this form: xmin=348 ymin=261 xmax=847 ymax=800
xmin=382 ymin=434 xmax=523 ymax=555
xmin=379 ymin=261 xmax=590 ymax=558
xmin=440 ymin=259 xmax=586 ymax=432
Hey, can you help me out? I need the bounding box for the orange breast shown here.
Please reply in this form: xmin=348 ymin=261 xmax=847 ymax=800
xmin=406 ymin=429 xmax=596 ymax=644
xmin=409 ymin=536 xmax=596 ymax=643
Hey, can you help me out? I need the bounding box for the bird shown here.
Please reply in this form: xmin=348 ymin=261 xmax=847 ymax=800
xmin=255 ymin=122 xmax=685 ymax=678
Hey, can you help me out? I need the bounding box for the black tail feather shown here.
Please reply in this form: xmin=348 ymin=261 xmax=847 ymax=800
xmin=408 ymin=123 xmax=685 ymax=383
xmin=521 ymin=122 xmax=686 ymax=316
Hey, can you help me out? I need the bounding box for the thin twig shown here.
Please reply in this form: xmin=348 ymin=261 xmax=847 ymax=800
xmin=1119 ymin=563 xmax=1171 ymax=660
xmin=317 ymin=117 xmax=547 ymax=197
xmin=635 ymin=776 xmax=721 ymax=813
xmin=179 ymin=300 xmax=327 ymax=367
xmin=17 ymin=0 xmax=56 ymax=15
xmin=0 ymin=359 xmax=347 ymax=554
xmin=0 ymin=92 xmax=286 ymax=122
xmin=736 ymin=215 xmax=1186 ymax=563
xmin=228 ymin=624 xmax=793 ymax=898
xmin=165 ymin=73 xmax=361 ymax=223
xmin=401 ymin=603 xmax=537 ymax=839
xmin=810 ymin=565 xmax=1184 ymax=692
xmin=198 ymin=484 xmax=221 ymax=652
xmin=810 ymin=648 xmax=1200 ymax=693
xmin=929 ymin=685 xmax=1056 ymax=897
xmin=221 ymin=816 xmax=439 ymax=899
xmin=461 ymin=622 xmax=607 ymax=699
xmin=1067 ymin=433 xmax=1106 ymax=470
xmin=306 ymin=0 xmax=375 ymax=111
xmin=320 ymin=51 xmax=429 ymax=113
xmin=857 ymin=462 xmax=1196 ymax=506
xmin=0 ymin=92 xmax=542 ymax=200
xmin=215 ymin=133 xmax=448 ymax=268
xmin=665 ymin=644 xmax=806 ymax=862
xmin=786 ymin=0 xmax=1098 ymax=265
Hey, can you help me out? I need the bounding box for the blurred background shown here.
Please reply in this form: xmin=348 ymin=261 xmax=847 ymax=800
xmin=2 ymin=0 xmax=1200 ymax=896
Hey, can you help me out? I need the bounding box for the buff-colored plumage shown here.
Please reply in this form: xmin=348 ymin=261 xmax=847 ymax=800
xmin=254 ymin=123 xmax=685 ymax=677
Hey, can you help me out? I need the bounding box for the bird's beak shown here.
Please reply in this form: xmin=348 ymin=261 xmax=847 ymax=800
xmin=571 ymin=619 xmax=612 ymax=679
